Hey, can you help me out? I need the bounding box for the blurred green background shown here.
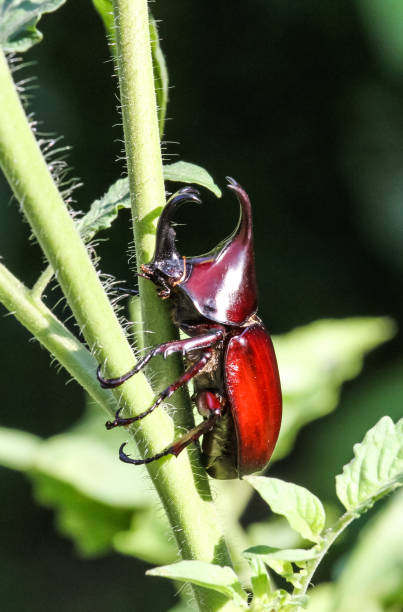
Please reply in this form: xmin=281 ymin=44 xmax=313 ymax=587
xmin=1 ymin=1 xmax=403 ymax=610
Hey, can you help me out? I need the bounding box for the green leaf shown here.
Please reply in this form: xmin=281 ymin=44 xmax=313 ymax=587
xmin=147 ymin=561 xmax=248 ymax=607
xmin=76 ymin=178 xmax=130 ymax=242
xmin=77 ymin=163 xmax=221 ymax=242
xmin=0 ymin=427 xmax=41 ymax=470
xmin=32 ymin=472 xmax=133 ymax=556
xmin=335 ymin=416 xmax=403 ymax=513
xmin=247 ymin=516 xmax=305 ymax=554
xmin=92 ymin=0 xmax=114 ymax=43
xmin=0 ymin=421 xmax=165 ymax=559
xmin=245 ymin=476 xmax=326 ymax=543
xmin=244 ymin=545 xmax=320 ymax=563
xmin=32 ymin=433 xmax=155 ymax=508
xmin=357 ymin=0 xmax=403 ymax=75
xmin=244 ymin=545 xmax=319 ymax=591
xmin=0 ymin=0 xmax=67 ymax=52
xmin=149 ymin=15 xmax=169 ymax=137
xmin=113 ymin=508 xmax=176 ymax=565
xmin=164 ymin=161 xmax=222 ymax=198
xmin=326 ymin=489 xmax=403 ymax=611
xmin=303 ymin=583 xmax=336 ymax=612
xmin=247 ymin=556 xmax=273 ymax=606
xmin=273 ymin=317 xmax=396 ymax=460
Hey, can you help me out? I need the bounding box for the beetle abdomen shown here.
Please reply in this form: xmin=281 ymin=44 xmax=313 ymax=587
xmin=201 ymin=409 xmax=238 ymax=479
xmin=225 ymin=322 xmax=282 ymax=477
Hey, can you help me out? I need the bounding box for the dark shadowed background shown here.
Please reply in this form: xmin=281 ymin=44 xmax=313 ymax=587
xmin=1 ymin=1 xmax=403 ymax=610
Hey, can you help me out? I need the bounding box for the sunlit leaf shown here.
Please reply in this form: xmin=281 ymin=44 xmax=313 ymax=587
xmin=164 ymin=161 xmax=222 ymax=197
xmin=336 ymin=416 xmax=403 ymax=512
xmin=0 ymin=427 xmax=40 ymax=470
xmin=244 ymin=545 xmax=319 ymax=563
xmin=273 ymin=317 xmax=396 ymax=460
xmin=147 ymin=561 xmax=248 ymax=606
xmin=247 ymin=556 xmax=273 ymax=608
xmin=32 ymin=433 xmax=155 ymax=507
xmin=245 ymin=476 xmax=326 ymax=543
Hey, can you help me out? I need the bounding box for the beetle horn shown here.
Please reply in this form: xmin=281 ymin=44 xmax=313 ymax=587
xmin=225 ymin=176 xmax=253 ymax=244
xmin=152 ymin=187 xmax=201 ymax=261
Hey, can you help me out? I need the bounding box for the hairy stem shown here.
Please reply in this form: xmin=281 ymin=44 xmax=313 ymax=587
xmin=111 ymin=2 xmax=234 ymax=610
xmin=0 ymin=263 xmax=117 ymax=416
xmin=31 ymin=264 xmax=54 ymax=299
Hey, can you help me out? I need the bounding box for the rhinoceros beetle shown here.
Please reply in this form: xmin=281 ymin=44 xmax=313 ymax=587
xmin=97 ymin=177 xmax=282 ymax=479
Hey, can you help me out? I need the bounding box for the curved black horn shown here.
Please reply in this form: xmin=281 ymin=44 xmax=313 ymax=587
xmin=152 ymin=187 xmax=201 ymax=261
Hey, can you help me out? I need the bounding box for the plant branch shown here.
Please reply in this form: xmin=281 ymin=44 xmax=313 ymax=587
xmin=294 ymin=512 xmax=355 ymax=597
xmin=0 ymin=262 xmax=117 ymax=416
xmin=31 ymin=264 xmax=54 ymax=299
xmin=110 ymin=2 xmax=235 ymax=610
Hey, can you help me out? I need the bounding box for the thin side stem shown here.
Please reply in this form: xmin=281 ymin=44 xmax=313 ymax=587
xmin=0 ymin=263 xmax=117 ymax=416
xmin=293 ymin=513 xmax=355 ymax=597
xmin=31 ymin=264 xmax=54 ymax=299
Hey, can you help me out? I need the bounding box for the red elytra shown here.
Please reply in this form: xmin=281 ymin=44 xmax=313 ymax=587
xmin=97 ymin=177 xmax=282 ymax=479
xmin=224 ymin=324 xmax=281 ymax=475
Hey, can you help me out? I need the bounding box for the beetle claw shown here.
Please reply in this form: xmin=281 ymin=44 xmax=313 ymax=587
xmin=105 ymin=406 xmax=124 ymax=430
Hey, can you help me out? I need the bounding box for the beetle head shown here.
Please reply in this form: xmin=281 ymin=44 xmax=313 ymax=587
xmin=140 ymin=187 xmax=201 ymax=298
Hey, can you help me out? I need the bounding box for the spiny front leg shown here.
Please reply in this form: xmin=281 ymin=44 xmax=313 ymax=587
xmin=97 ymin=329 xmax=223 ymax=389
xmin=105 ymin=350 xmax=213 ymax=429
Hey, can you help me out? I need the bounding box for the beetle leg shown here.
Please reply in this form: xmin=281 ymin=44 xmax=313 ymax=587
xmin=118 ymin=405 xmax=223 ymax=466
xmin=97 ymin=329 xmax=223 ymax=389
xmin=105 ymin=349 xmax=214 ymax=429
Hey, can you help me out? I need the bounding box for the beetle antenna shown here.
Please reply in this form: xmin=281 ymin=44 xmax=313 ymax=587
xmin=114 ymin=287 xmax=139 ymax=296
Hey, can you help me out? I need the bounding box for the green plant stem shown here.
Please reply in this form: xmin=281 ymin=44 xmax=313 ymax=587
xmin=0 ymin=46 xmax=170 ymax=454
xmin=110 ymin=2 xmax=235 ymax=609
xmin=112 ymin=0 xmax=180 ymax=366
xmin=0 ymin=262 xmax=117 ymax=416
xmin=31 ymin=264 xmax=54 ymax=299
xmin=294 ymin=513 xmax=355 ymax=597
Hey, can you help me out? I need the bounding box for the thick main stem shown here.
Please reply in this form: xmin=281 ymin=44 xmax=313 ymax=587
xmin=111 ymin=2 xmax=234 ymax=610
